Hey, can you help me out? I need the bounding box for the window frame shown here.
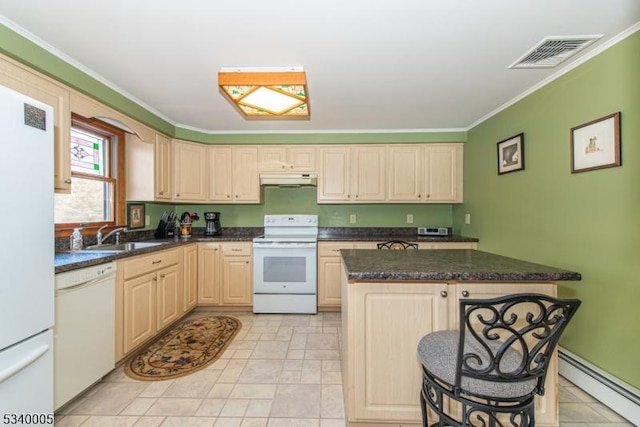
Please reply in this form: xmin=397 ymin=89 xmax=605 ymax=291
xmin=55 ymin=113 xmax=126 ymax=237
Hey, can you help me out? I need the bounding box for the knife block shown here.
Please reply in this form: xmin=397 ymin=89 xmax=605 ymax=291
xmin=154 ymin=219 xmax=176 ymax=239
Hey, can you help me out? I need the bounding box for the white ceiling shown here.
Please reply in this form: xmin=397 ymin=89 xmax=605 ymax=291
xmin=1 ymin=1 xmax=639 ymax=134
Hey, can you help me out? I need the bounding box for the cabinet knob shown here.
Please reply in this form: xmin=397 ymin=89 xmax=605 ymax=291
xmin=64 ymin=178 xmax=72 ymax=184
xmin=461 ymin=290 xmax=469 ymax=297
xmin=418 ymin=194 xmax=422 ymax=198
xmin=426 ymin=194 xmax=431 ymax=198
xmin=152 ymin=260 xmax=162 ymax=265
xmin=440 ymin=290 xmax=448 ymax=298
xmin=176 ymin=193 xmax=180 ymax=197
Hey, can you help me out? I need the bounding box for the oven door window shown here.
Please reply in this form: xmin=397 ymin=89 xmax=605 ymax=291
xmin=263 ymin=256 xmax=306 ymax=283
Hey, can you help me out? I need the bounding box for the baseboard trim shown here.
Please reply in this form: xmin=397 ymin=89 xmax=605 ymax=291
xmin=558 ymin=347 xmax=639 ymax=425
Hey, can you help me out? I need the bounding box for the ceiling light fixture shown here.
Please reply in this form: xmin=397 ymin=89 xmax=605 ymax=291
xmin=218 ymin=66 xmax=309 ymax=120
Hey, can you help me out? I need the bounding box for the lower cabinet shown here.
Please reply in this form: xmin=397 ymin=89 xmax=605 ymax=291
xmin=318 ymin=241 xmax=478 ymax=310
xmin=183 ymin=244 xmax=198 ymax=313
xmin=116 ymin=248 xmax=184 ymax=361
xmin=341 ymin=274 xmax=559 ymax=426
xmin=198 ymin=242 xmax=253 ymax=307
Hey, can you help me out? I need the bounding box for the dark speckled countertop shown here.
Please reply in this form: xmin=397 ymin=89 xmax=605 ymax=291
xmin=341 ymin=249 xmax=581 ymax=282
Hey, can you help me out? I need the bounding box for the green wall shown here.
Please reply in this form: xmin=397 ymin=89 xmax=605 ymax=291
xmin=454 ymin=30 xmax=640 ymax=388
xmin=139 ymin=187 xmax=454 ymax=229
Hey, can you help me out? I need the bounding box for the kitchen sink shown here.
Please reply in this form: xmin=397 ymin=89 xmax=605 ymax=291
xmin=82 ymin=241 xmax=168 ymax=252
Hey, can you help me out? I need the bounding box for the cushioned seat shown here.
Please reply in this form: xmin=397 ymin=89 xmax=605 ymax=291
xmin=417 ymin=293 xmax=581 ymax=427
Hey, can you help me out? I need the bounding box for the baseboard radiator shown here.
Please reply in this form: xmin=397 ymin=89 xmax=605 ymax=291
xmin=558 ymin=347 xmax=640 ymax=425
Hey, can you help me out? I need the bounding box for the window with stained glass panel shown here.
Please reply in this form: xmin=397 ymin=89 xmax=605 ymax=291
xmin=54 ymin=115 xmax=124 ymax=227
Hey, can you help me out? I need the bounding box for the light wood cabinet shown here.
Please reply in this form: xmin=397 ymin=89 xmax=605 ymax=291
xmin=118 ymin=248 xmax=182 ymax=358
xmin=317 ymin=145 xmax=386 ymax=203
xmin=173 ymin=139 xmax=207 ymax=202
xmin=183 ymin=244 xmax=198 ymax=313
xmin=318 ymin=241 xmax=477 ymax=309
xmin=341 ymin=272 xmax=560 ymax=426
xmin=198 ymin=243 xmax=222 ymax=305
xmin=259 ymin=145 xmax=316 ymax=172
xmin=125 ymin=132 xmax=172 ymax=202
xmin=208 ymin=146 xmax=260 ymax=203
xmin=388 ymin=143 xmax=463 ymax=203
xmin=197 ymin=242 xmax=253 ymax=306
xmin=221 ymin=242 xmax=253 ymax=305
xmin=0 ymin=54 xmax=71 ymax=193
xmin=155 ymin=133 xmax=172 ymax=200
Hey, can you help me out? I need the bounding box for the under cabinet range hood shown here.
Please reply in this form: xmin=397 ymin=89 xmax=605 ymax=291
xmin=260 ymin=173 xmax=317 ymax=187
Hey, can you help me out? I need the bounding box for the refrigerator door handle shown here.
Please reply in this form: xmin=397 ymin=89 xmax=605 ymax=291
xmin=0 ymin=344 xmax=50 ymax=384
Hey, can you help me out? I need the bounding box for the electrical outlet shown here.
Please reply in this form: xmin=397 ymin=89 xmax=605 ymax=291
xmin=407 ymin=214 xmax=414 ymax=224
xmin=145 ymin=215 xmax=151 ymax=226
xmin=465 ymin=213 xmax=471 ymax=225
xmin=350 ymin=214 xmax=357 ymax=224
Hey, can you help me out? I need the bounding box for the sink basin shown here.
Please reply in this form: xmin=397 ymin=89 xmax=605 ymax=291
xmin=83 ymin=241 xmax=167 ymax=252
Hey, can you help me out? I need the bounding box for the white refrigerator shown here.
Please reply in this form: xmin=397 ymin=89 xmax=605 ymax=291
xmin=0 ymin=84 xmax=55 ymax=419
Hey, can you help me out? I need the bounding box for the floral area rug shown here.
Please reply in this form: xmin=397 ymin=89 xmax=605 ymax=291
xmin=125 ymin=315 xmax=241 ymax=381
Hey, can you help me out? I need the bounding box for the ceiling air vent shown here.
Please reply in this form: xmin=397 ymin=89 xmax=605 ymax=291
xmin=509 ymin=35 xmax=601 ymax=69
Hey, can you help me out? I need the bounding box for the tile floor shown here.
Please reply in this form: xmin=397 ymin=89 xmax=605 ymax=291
xmin=55 ymin=310 xmax=633 ymax=427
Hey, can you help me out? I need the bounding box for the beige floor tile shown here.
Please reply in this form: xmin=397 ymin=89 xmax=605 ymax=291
xmin=120 ymin=397 xmax=157 ymax=415
xmin=214 ymin=417 xmax=243 ymax=427
xmin=288 ymin=333 xmax=307 ymax=350
xmin=250 ymin=341 xmax=289 ymax=359
xmin=238 ymin=360 xmax=284 ymax=383
xmin=77 ymin=415 xmax=139 ymax=426
xmin=161 ymin=375 xmax=216 ymax=398
xmin=145 ymin=398 xmax=203 ymax=416
xmin=208 ymin=383 xmax=235 ymax=398
xmin=559 ymin=403 xmax=611 ymax=423
xmin=195 ymin=398 xmax=227 ymax=417
xmin=220 ymin=399 xmax=250 ymax=417
xmin=306 ymin=333 xmax=339 ymax=350
xmin=321 ymin=370 xmax=343 ymax=385
xmin=320 ymin=419 xmax=346 ymax=427
xmin=54 ymin=415 xmax=89 ymax=426
xmin=304 ymin=349 xmax=340 ymax=360
xmin=132 ymin=416 xmax=166 ymax=427
xmin=162 ymin=417 xmax=216 ymax=426
xmin=218 ymin=359 xmax=248 ymax=383
xmin=266 ymin=418 xmax=319 ymax=427
xmin=301 ymin=359 xmax=322 ymax=384
xmin=69 ymin=382 xmax=149 ymax=415
xmin=230 ymin=384 xmax=277 ymax=399
xmin=285 ymin=349 xmax=305 ymax=359
xmin=245 ymin=400 xmax=272 ymax=417
xmin=275 ymin=327 xmax=293 ymax=341
xmin=240 ymin=418 xmax=268 ymax=427
xmin=321 ymin=384 xmax=345 ymax=419
xmin=270 ymin=384 xmax=321 ymax=418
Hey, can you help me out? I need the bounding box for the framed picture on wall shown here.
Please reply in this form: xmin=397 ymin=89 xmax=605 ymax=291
xmin=127 ymin=203 xmax=145 ymax=229
xmin=497 ymin=133 xmax=524 ymax=175
xmin=571 ymin=112 xmax=621 ymax=173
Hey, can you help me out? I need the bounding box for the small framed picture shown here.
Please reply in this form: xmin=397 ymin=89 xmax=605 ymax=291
xmin=497 ymin=133 xmax=524 ymax=175
xmin=571 ymin=112 xmax=621 ymax=173
xmin=127 ymin=203 xmax=145 ymax=229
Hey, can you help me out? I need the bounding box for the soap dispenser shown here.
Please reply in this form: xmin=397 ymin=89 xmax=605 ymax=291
xmin=70 ymin=228 xmax=83 ymax=251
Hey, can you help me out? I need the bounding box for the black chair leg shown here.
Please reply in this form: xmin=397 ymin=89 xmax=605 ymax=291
xmin=420 ymin=389 xmax=428 ymax=427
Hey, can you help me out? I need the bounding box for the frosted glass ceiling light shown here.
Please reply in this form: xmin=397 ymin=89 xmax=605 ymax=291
xmin=218 ymin=66 xmax=309 ymax=119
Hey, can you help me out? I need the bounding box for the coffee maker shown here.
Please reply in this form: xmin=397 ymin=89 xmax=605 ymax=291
xmin=204 ymin=212 xmax=222 ymax=236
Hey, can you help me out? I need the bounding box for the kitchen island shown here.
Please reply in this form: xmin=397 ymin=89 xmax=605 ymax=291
xmin=340 ymin=249 xmax=580 ymax=427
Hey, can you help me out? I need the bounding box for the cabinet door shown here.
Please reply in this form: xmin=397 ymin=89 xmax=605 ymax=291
xmin=155 ymin=134 xmax=172 ymax=200
xmin=183 ymin=245 xmax=198 ymax=313
xmin=208 ymin=146 xmax=233 ymax=202
xmin=123 ymin=273 xmax=156 ymax=354
xmin=156 ymin=265 xmax=181 ymax=331
xmin=232 ymin=146 xmax=260 ymax=202
xmin=351 ymin=146 xmax=386 ymax=201
xmin=288 ymin=146 xmax=316 ymax=172
xmin=423 ymin=144 xmax=463 ymax=202
xmin=347 ymin=282 xmax=448 ymax=422
xmin=318 ymin=242 xmax=354 ymax=307
xmin=258 ymin=146 xmax=288 ymax=171
xmin=198 ymin=243 xmax=221 ymax=304
xmin=317 ymin=146 xmax=351 ymax=202
xmin=387 ymin=145 xmax=423 ymax=201
xmin=222 ymin=256 xmax=252 ymax=305
xmin=173 ymin=140 xmax=207 ymax=201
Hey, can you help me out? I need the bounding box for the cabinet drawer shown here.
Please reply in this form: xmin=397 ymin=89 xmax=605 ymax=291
xmin=221 ymin=242 xmax=252 ymax=256
xmin=318 ymin=242 xmax=355 ymax=257
xmin=122 ymin=248 xmax=180 ymax=279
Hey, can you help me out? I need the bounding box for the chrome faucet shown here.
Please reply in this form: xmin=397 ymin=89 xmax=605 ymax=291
xmin=96 ymin=225 xmax=126 ymax=245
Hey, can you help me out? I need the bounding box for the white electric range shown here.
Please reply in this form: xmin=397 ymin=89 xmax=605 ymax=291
xmin=252 ymin=215 xmax=318 ymax=314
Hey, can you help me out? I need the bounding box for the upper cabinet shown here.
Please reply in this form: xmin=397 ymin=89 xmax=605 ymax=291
xmin=173 ymin=139 xmax=208 ymax=202
xmin=154 ymin=134 xmax=172 ymax=200
xmin=0 ymin=54 xmax=71 ymax=193
xmin=258 ymin=145 xmax=316 ymax=172
xmin=208 ymin=146 xmax=260 ymax=203
xmin=388 ymin=143 xmax=463 ymax=203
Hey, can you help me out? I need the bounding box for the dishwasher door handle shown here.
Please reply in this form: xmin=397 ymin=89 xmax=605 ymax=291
xmin=56 ymin=272 xmax=116 ymax=294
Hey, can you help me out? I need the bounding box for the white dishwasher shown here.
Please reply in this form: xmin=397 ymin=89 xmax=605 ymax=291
xmin=54 ymin=262 xmax=116 ymax=410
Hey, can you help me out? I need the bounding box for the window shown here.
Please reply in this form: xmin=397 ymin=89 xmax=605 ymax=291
xmin=55 ymin=114 xmax=125 ymax=231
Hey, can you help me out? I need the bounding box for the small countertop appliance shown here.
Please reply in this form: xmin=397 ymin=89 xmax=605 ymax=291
xmin=204 ymin=212 xmax=222 ymax=236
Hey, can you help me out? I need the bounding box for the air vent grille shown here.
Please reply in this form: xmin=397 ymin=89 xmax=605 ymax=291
xmin=509 ymin=35 xmax=601 ymax=69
